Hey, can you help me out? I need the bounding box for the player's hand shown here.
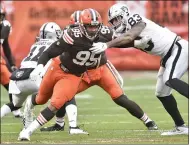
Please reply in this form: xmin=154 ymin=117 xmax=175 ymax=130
xmin=11 ymin=65 xmax=17 ymax=72
xmin=30 ymin=64 xmax=44 ymax=81
xmin=134 ymin=36 xmax=152 ymax=50
xmin=90 ymin=42 xmax=108 ymax=54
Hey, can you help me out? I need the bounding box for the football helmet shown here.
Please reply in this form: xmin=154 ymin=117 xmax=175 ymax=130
xmin=108 ymin=3 xmax=130 ymax=33
xmin=79 ymin=8 xmax=102 ymax=40
xmin=39 ymin=22 xmax=62 ymax=41
xmin=69 ymin=10 xmax=81 ymax=25
xmin=0 ymin=5 xmax=6 ymax=23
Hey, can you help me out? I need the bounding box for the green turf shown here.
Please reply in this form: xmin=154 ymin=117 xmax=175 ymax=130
xmin=1 ymin=71 xmax=188 ymax=144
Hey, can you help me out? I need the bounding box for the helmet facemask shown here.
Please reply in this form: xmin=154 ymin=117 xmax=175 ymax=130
xmin=39 ymin=22 xmax=62 ymax=41
xmin=108 ymin=4 xmax=130 ymax=33
xmin=109 ymin=14 xmax=126 ymax=33
xmin=42 ymin=30 xmax=62 ymax=41
xmin=80 ymin=22 xmax=102 ymax=41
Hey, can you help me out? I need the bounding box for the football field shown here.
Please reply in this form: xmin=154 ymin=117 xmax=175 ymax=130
xmin=1 ymin=71 xmax=188 ymax=144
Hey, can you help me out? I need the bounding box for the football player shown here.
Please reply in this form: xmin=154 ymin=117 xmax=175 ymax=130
xmin=1 ymin=22 xmax=62 ymax=124
xmin=18 ymin=8 xmax=158 ymax=141
xmin=0 ymin=6 xmax=22 ymax=117
xmin=90 ymin=3 xmax=188 ymax=135
xmin=39 ymin=10 xmax=89 ymax=134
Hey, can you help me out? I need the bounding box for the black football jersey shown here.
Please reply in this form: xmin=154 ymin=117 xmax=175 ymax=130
xmin=0 ymin=20 xmax=15 ymax=67
xmin=0 ymin=20 xmax=11 ymax=44
xmin=58 ymin=25 xmax=113 ymax=75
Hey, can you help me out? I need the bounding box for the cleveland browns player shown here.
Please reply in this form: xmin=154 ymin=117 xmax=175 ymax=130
xmin=0 ymin=6 xmax=22 ymax=117
xmin=19 ymin=8 xmax=157 ymax=141
xmin=39 ymin=10 xmax=89 ymax=134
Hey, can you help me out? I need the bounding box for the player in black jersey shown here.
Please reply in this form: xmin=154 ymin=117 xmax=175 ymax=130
xmin=19 ymin=8 xmax=157 ymax=141
xmin=39 ymin=10 xmax=88 ymax=134
xmin=0 ymin=6 xmax=22 ymax=118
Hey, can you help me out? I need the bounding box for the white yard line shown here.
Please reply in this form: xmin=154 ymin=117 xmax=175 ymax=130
xmin=123 ymin=85 xmax=155 ymax=90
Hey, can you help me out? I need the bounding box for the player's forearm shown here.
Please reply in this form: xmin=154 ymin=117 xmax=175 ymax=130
xmin=2 ymin=39 xmax=15 ymax=66
xmin=38 ymin=42 xmax=65 ymax=66
xmin=38 ymin=51 xmax=51 ymax=66
xmin=106 ymin=22 xmax=146 ymax=48
xmin=106 ymin=35 xmax=133 ymax=48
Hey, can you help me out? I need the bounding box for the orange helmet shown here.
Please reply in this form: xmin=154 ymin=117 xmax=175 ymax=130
xmin=0 ymin=5 xmax=6 ymax=22
xmin=79 ymin=8 xmax=102 ymax=40
xmin=69 ymin=10 xmax=81 ymax=25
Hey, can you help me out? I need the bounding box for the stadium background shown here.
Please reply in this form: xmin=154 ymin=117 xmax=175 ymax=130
xmin=1 ymin=0 xmax=188 ymax=70
xmin=1 ymin=1 xmax=188 ymax=144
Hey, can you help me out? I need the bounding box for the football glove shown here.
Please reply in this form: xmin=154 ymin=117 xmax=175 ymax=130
xmin=90 ymin=42 xmax=108 ymax=54
xmin=134 ymin=36 xmax=152 ymax=50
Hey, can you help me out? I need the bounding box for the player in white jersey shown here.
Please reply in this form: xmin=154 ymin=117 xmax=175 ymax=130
xmin=90 ymin=3 xmax=188 ymax=136
xmin=0 ymin=22 xmax=62 ymax=124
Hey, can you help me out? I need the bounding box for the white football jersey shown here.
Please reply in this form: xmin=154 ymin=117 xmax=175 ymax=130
xmin=121 ymin=14 xmax=178 ymax=57
xmin=20 ymin=39 xmax=54 ymax=68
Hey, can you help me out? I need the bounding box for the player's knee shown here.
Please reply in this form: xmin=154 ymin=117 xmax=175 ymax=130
xmin=65 ymin=97 xmax=76 ymax=106
xmin=35 ymin=94 xmax=48 ymax=105
xmin=155 ymin=91 xmax=170 ymax=98
xmin=51 ymin=100 xmax=66 ymax=112
xmin=113 ymin=94 xmax=128 ymax=105
xmin=109 ymin=89 xmax=123 ymax=100
xmin=48 ymin=104 xmax=58 ymax=114
xmin=165 ymin=78 xmax=178 ymax=87
xmin=155 ymin=90 xmax=167 ymax=97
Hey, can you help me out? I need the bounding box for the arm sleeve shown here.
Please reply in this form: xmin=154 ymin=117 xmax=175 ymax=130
xmin=2 ymin=37 xmax=15 ymax=66
xmin=38 ymin=39 xmax=71 ymax=66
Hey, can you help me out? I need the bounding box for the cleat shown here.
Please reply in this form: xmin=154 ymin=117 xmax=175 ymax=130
xmin=18 ymin=129 xmax=30 ymax=141
xmin=23 ymin=95 xmax=34 ymax=128
xmin=161 ymin=125 xmax=188 ymax=136
xmin=69 ymin=126 xmax=89 ymax=135
xmin=145 ymin=121 xmax=158 ymax=130
xmin=40 ymin=123 xmax=64 ymax=132
xmin=13 ymin=109 xmax=23 ymax=118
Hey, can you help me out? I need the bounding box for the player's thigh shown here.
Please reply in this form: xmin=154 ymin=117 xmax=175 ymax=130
xmin=163 ymin=40 xmax=188 ymax=83
xmin=16 ymin=79 xmax=39 ymax=94
xmin=155 ymin=67 xmax=172 ymax=97
xmin=36 ymin=62 xmax=58 ymax=105
xmin=0 ymin=63 xmax=11 ymax=85
xmin=97 ymin=64 xmax=123 ymax=99
xmin=51 ymin=75 xmax=82 ymax=110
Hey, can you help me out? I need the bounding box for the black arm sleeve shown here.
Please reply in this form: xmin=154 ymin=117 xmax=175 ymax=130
xmin=2 ymin=37 xmax=15 ymax=66
xmin=38 ymin=39 xmax=71 ymax=66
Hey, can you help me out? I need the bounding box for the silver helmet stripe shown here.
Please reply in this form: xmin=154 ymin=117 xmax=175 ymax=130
xmin=76 ymin=11 xmax=80 ymax=23
xmin=42 ymin=23 xmax=48 ymax=39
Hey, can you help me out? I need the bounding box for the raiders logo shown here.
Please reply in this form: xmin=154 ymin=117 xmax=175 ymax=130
xmin=16 ymin=71 xmax=24 ymax=78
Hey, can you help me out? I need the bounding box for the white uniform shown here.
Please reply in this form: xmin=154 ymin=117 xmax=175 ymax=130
xmin=122 ymin=14 xmax=188 ymax=97
xmin=9 ymin=39 xmax=54 ymax=107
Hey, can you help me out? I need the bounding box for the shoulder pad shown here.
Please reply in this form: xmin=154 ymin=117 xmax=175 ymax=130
xmin=62 ymin=26 xmax=83 ymax=45
xmin=99 ymin=25 xmax=113 ymax=41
